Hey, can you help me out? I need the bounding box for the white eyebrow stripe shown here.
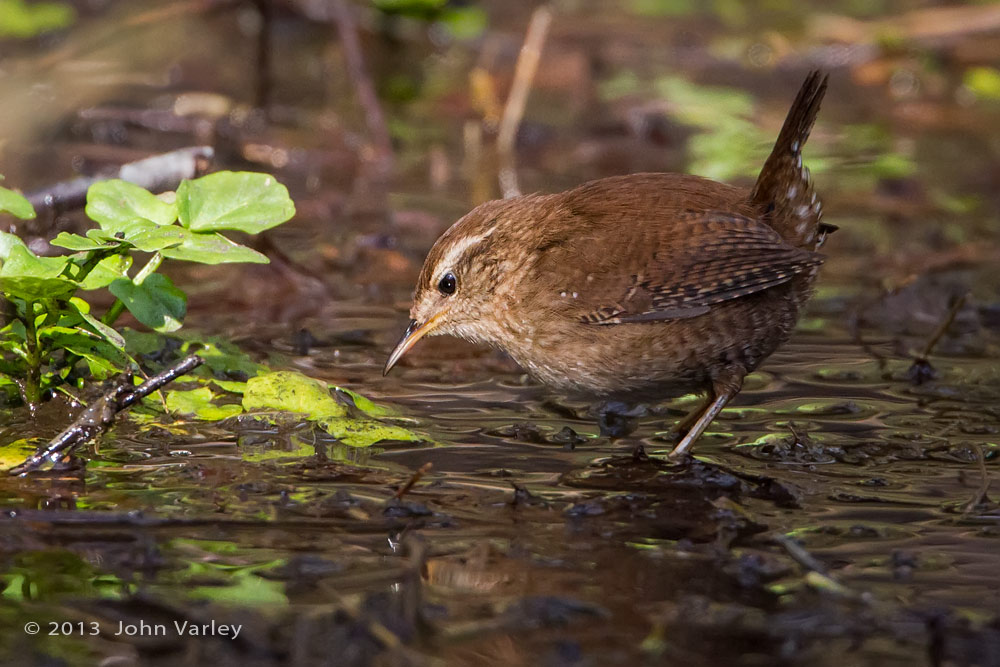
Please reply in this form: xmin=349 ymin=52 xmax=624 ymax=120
xmin=435 ymin=227 xmax=496 ymax=278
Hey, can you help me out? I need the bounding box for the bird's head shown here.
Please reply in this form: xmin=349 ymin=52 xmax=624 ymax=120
xmin=383 ymin=195 xmax=550 ymax=375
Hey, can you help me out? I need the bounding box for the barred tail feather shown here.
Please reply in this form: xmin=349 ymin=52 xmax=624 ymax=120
xmin=751 ymin=71 xmax=830 ymax=249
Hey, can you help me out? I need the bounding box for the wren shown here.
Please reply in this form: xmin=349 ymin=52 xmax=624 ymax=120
xmin=385 ymin=71 xmax=832 ymax=458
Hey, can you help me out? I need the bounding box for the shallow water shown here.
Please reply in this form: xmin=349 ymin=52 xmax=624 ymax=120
xmin=2 ymin=1 xmax=1000 ymax=665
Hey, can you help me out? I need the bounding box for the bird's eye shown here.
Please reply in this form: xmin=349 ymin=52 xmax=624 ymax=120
xmin=438 ymin=272 xmax=457 ymax=296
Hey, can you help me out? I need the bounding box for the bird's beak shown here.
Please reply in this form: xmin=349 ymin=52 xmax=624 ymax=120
xmin=383 ymin=313 xmax=445 ymax=376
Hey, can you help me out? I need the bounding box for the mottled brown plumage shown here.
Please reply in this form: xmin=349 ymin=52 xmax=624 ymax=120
xmin=385 ymin=71 xmax=831 ymax=458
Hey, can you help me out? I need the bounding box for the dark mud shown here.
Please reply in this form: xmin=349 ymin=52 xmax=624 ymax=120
xmin=2 ymin=1 xmax=1000 ymax=666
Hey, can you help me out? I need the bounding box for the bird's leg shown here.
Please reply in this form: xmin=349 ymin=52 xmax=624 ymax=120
xmin=667 ymin=369 xmax=745 ymax=460
xmin=666 ymin=392 xmax=716 ymax=441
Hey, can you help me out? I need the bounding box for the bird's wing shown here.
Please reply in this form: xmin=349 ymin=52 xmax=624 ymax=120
xmin=561 ymin=211 xmax=824 ymax=325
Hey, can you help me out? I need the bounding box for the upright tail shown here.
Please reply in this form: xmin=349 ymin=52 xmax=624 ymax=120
xmin=751 ymin=71 xmax=833 ymax=249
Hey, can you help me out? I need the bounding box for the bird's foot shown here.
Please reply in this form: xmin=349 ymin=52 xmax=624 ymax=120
xmin=595 ymin=401 xmax=647 ymax=439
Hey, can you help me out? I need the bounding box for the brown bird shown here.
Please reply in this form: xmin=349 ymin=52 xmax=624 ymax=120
xmin=385 ymin=71 xmax=832 ymax=459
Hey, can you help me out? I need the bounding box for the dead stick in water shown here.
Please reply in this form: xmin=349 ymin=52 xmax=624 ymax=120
xmin=497 ymin=5 xmax=553 ymax=198
xmin=917 ymin=292 xmax=968 ymax=361
xmin=961 ymin=444 xmax=992 ymax=516
xmin=773 ymin=533 xmax=829 ymax=575
xmin=23 ymin=146 xmax=214 ymax=218
xmin=8 ymin=354 xmax=204 ymax=476
xmin=907 ymin=292 xmax=968 ymax=384
xmin=394 ymin=462 xmax=433 ymax=500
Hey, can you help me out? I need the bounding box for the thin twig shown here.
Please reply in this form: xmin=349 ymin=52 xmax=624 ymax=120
xmin=331 ymin=0 xmax=393 ymax=170
xmin=24 ymin=146 xmax=214 ymax=217
xmin=961 ymin=444 xmax=992 ymax=516
xmin=907 ymin=292 xmax=968 ymax=384
xmin=917 ymin=292 xmax=968 ymax=361
xmin=773 ymin=533 xmax=829 ymax=575
xmin=393 ymin=462 xmax=432 ymax=500
xmin=8 ymin=354 xmax=203 ymax=476
xmin=497 ymin=5 xmax=552 ymax=198
xmin=773 ymin=533 xmax=858 ymax=598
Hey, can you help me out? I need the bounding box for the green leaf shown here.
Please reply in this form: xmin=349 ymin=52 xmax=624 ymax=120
xmin=242 ymin=437 xmax=315 ymax=463
xmin=0 ymin=245 xmax=78 ymax=300
xmin=177 ymin=172 xmax=295 ymax=234
xmin=121 ymin=328 xmax=167 ymax=356
xmin=0 ymin=438 xmax=42 ymax=471
xmin=50 ymin=232 xmax=110 ymax=251
xmin=374 ymin=0 xmax=447 ymax=12
xmin=0 ymin=184 xmax=35 ymax=220
xmin=166 ymin=387 xmax=243 ymax=420
xmin=334 ymin=386 xmax=397 ymax=418
xmin=1 ymin=318 xmax=27 ymax=342
xmin=319 ymin=417 xmax=422 ymax=448
xmin=158 ymin=231 xmax=268 ymax=264
xmin=127 ymin=225 xmax=187 ymax=252
xmin=85 ymin=180 xmax=177 ymax=233
xmin=129 ymin=224 xmax=271 ymax=262
xmin=243 ymin=371 xmax=347 ymax=420
xmin=77 ymin=254 xmax=132 ymax=290
xmin=108 ymin=274 xmax=187 ymax=332
xmin=0 ymin=230 xmax=28 ymax=260
xmin=86 ymin=220 xmax=160 ymax=243
xmin=0 ymin=0 xmax=74 ymax=38
xmin=208 ymin=378 xmax=248 ymax=394
xmin=439 ymin=6 xmax=487 ymax=40
xmin=68 ymin=298 xmax=126 ymax=350
xmin=964 ymin=66 xmax=1000 ymax=101
xmin=45 ymin=332 xmax=128 ymax=378
xmin=188 ymin=567 xmax=287 ymax=606
xmin=243 ymin=371 xmax=422 ymax=447
xmin=183 ymin=339 xmax=267 ymax=378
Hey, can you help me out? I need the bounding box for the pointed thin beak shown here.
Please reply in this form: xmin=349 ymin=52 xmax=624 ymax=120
xmin=383 ymin=313 xmax=445 ymax=376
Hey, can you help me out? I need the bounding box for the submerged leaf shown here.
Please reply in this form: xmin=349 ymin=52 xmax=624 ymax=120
xmin=243 ymin=371 xmax=421 ymax=447
xmin=0 ymin=438 xmax=42 ymax=470
xmin=334 ymin=386 xmax=397 ymax=418
xmin=321 ymin=418 xmax=421 ymax=448
xmin=166 ymin=387 xmax=242 ymax=420
xmin=186 ymin=340 xmax=267 ymax=378
xmin=243 ymin=371 xmax=347 ymax=420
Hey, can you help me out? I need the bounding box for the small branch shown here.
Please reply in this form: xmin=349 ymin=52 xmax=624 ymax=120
xmin=331 ymin=0 xmax=393 ymax=171
xmin=496 ymin=5 xmax=552 ymax=198
xmin=23 ymin=146 xmax=214 ymax=218
xmin=773 ymin=534 xmax=829 ymax=575
xmin=961 ymin=444 xmax=992 ymax=516
xmin=907 ymin=292 xmax=968 ymax=384
xmin=918 ymin=292 xmax=968 ymax=361
xmin=393 ymin=462 xmax=432 ymax=500
xmin=8 ymin=354 xmax=204 ymax=476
